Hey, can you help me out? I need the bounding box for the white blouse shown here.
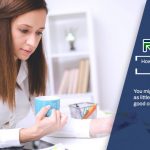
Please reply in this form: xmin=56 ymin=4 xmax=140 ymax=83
xmin=0 ymin=61 xmax=91 ymax=148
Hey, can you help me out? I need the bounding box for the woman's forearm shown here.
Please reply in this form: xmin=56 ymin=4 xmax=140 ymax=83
xmin=19 ymin=127 xmax=39 ymax=143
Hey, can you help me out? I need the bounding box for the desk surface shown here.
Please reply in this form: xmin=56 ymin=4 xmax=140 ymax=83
xmin=16 ymin=97 xmax=112 ymax=150
xmin=42 ymin=135 xmax=110 ymax=150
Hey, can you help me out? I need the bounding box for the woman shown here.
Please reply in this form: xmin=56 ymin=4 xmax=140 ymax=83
xmin=0 ymin=0 xmax=113 ymax=148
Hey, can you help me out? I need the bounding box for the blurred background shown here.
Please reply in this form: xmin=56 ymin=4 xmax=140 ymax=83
xmin=44 ymin=0 xmax=147 ymax=113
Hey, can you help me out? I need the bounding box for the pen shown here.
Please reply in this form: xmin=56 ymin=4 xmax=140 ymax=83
xmin=82 ymin=104 xmax=97 ymax=119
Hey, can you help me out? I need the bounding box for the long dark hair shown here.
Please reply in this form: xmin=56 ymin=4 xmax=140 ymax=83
xmin=0 ymin=0 xmax=48 ymax=110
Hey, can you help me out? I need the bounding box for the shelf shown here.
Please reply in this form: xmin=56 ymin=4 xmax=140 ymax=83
xmin=44 ymin=10 xmax=99 ymax=104
xmin=57 ymin=92 xmax=93 ymax=98
xmin=57 ymin=93 xmax=94 ymax=104
xmin=51 ymin=51 xmax=89 ymax=59
xmin=48 ymin=10 xmax=88 ymax=18
xmin=47 ymin=11 xmax=88 ymax=55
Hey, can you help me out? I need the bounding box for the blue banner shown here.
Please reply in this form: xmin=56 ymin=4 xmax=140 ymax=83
xmin=107 ymin=1 xmax=150 ymax=149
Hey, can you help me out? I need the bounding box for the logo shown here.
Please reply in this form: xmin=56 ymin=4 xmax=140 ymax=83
xmin=143 ymin=39 xmax=150 ymax=52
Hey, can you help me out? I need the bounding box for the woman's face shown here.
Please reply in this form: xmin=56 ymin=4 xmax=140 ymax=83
xmin=11 ymin=9 xmax=47 ymax=60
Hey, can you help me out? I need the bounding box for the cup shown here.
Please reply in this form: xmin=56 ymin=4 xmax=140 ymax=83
xmin=34 ymin=96 xmax=60 ymax=117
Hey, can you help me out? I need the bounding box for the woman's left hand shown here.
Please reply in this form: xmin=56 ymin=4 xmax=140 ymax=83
xmin=89 ymin=117 xmax=114 ymax=137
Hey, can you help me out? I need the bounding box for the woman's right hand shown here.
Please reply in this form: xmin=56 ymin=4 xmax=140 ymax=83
xmin=34 ymin=105 xmax=67 ymax=138
xmin=19 ymin=106 xmax=67 ymax=143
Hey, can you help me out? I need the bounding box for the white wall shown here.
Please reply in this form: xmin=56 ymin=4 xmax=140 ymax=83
xmin=45 ymin=0 xmax=146 ymax=112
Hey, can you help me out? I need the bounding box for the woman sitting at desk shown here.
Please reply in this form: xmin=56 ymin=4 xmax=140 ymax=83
xmin=0 ymin=0 xmax=113 ymax=148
